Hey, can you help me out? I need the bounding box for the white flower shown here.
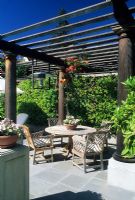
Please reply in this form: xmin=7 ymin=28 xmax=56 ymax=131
xmin=63 ymin=115 xmax=80 ymax=125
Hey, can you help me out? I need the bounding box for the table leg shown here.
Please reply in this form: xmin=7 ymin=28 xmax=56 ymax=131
xmin=64 ymin=135 xmax=73 ymax=158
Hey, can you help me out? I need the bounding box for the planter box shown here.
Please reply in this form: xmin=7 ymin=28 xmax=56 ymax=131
xmin=0 ymin=144 xmax=29 ymax=200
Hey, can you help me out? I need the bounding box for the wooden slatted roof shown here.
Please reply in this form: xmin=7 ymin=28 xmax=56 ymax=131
xmin=0 ymin=0 xmax=135 ymax=74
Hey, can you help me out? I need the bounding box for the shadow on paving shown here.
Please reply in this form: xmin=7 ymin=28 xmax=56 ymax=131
xmin=32 ymin=191 xmax=105 ymax=200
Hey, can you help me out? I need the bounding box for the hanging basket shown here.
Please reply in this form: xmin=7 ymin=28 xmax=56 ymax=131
xmin=0 ymin=135 xmax=18 ymax=149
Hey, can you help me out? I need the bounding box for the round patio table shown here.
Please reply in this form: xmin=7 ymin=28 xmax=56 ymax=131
xmin=45 ymin=125 xmax=96 ymax=157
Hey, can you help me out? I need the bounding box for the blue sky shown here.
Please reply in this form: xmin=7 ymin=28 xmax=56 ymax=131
xmin=0 ymin=0 xmax=134 ymax=39
xmin=0 ymin=0 xmax=105 ymax=34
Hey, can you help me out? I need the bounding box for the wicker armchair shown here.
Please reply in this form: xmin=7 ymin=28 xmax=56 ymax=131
xmin=100 ymin=121 xmax=112 ymax=147
xmin=72 ymin=127 xmax=109 ymax=173
xmin=47 ymin=118 xmax=64 ymax=145
xmin=22 ymin=125 xmax=53 ymax=164
xmin=47 ymin=118 xmax=59 ymax=127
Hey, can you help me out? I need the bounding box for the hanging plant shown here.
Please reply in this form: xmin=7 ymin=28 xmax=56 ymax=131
xmin=65 ymin=56 xmax=89 ymax=74
xmin=59 ymin=56 xmax=89 ymax=85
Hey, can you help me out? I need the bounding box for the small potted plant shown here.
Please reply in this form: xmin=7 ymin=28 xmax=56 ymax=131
xmin=63 ymin=115 xmax=80 ymax=130
xmin=0 ymin=118 xmax=22 ymax=148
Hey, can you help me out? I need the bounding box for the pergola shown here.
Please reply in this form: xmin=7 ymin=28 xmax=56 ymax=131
xmin=0 ymin=0 xmax=135 ymax=162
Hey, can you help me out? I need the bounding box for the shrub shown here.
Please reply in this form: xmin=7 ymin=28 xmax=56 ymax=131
xmin=17 ymin=78 xmax=58 ymax=125
xmin=112 ymin=76 xmax=135 ymax=158
xmin=0 ymin=94 xmax=5 ymax=120
xmin=65 ymin=75 xmax=117 ymax=127
xmin=0 ymin=75 xmax=117 ymax=127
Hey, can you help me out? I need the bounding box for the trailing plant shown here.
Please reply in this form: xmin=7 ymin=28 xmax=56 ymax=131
xmin=112 ymin=76 xmax=135 ymax=158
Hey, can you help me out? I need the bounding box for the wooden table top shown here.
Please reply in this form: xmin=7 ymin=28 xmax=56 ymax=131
xmin=45 ymin=125 xmax=96 ymax=136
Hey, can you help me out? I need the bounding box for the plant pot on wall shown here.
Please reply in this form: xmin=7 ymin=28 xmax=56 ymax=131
xmin=0 ymin=135 xmax=18 ymax=149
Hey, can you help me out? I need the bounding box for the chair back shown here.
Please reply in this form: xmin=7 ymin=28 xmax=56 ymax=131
xmin=47 ymin=118 xmax=58 ymax=126
xmin=101 ymin=121 xmax=112 ymax=130
xmin=85 ymin=128 xmax=108 ymax=153
xmin=17 ymin=113 xmax=28 ymax=125
xmin=22 ymin=125 xmax=35 ymax=149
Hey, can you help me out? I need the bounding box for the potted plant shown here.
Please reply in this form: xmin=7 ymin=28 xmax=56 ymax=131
xmin=0 ymin=118 xmax=22 ymax=148
xmin=112 ymin=76 xmax=135 ymax=161
xmin=63 ymin=115 xmax=80 ymax=130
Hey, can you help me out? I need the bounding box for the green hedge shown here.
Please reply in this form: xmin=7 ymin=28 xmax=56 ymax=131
xmin=0 ymin=75 xmax=117 ymax=126
xmin=0 ymin=94 xmax=5 ymax=120
xmin=17 ymin=78 xmax=58 ymax=125
xmin=66 ymin=75 xmax=117 ymax=127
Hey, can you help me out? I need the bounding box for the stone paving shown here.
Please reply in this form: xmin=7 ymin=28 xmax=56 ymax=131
xmin=27 ymin=138 xmax=135 ymax=200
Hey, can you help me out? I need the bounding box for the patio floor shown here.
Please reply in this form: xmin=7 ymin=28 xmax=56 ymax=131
xmin=26 ymin=137 xmax=135 ymax=200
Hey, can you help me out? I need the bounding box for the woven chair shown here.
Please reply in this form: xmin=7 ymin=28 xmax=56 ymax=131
xmin=22 ymin=125 xmax=53 ymax=164
xmin=72 ymin=127 xmax=109 ymax=173
xmin=100 ymin=121 xmax=112 ymax=147
xmin=47 ymin=118 xmax=64 ymax=145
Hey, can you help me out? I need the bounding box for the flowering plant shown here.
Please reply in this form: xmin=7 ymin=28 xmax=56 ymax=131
xmin=0 ymin=118 xmax=22 ymax=136
xmin=65 ymin=57 xmax=89 ymax=73
xmin=63 ymin=115 xmax=80 ymax=125
xmin=59 ymin=56 xmax=89 ymax=85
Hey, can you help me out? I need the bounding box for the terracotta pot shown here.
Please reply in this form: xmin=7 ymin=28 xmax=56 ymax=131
xmin=0 ymin=135 xmax=18 ymax=149
xmin=65 ymin=124 xmax=77 ymax=130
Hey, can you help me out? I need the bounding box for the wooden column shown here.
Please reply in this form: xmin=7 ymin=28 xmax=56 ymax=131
xmin=58 ymin=70 xmax=65 ymax=125
xmin=112 ymin=25 xmax=135 ymax=162
xmin=113 ymin=25 xmax=134 ymax=104
xmin=4 ymin=53 xmax=17 ymax=122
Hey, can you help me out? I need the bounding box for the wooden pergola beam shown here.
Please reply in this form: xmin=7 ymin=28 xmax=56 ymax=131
xmin=1 ymin=1 xmax=112 ymax=38
xmin=0 ymin=39 xmax=66 ymax=67
xmin=23 ymin=31 xmax=115 ymax=48
xmin=112 ymin=0 xmax=135 ymax=26
xmin=10 ymin=22 xmax=117 ymax=44
xmin=34 ymin=37 xmax=118 ymax=51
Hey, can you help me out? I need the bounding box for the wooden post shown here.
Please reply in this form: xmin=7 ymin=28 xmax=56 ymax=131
xmin=112 ymin=25 xmax=135 ymax=162
xmin=4 ymin=53 xmax=17 ymax=122
xmin=112 ymin=25 xmax=134 ymax=104
xmin=58 ymin=70 xmax=65 ymax=125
